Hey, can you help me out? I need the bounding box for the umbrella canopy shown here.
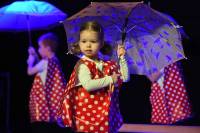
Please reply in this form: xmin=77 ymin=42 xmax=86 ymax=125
xmin=0 ymin=0 xmax=67 ymax=31
xmin=156 ymin=12 xmax=189 ymax=39
xmin=0 ymin=0 xmax=67 ymax=45
xmin=64 ymin=2 xmax=186 ymax=76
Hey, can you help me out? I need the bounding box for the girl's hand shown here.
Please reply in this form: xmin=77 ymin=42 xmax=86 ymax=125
xmin=111 ymin=72 xmax=121 ymax=84
xmin=117 ymin=44 xmax=126 ymax=57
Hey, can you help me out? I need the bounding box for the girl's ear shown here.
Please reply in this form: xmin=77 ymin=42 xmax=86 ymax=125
xmin=70 ymin=42 xmax=81 ymax=55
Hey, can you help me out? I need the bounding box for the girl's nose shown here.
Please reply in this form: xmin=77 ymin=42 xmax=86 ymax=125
xmin=86 ymin=43 xmax=91 ymax=47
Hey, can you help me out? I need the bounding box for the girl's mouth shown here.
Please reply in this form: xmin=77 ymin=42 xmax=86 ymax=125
xmin=85 ymin=50 xmax=92 ymax=53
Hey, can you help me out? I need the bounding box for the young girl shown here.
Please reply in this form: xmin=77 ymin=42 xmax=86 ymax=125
xmin=148 ymin=61 xmax=192 ymax=124
xmin=58 ymin=21 xmax=129 ymax=133
xmin=27 ymin=33 xmax=66 ymax=131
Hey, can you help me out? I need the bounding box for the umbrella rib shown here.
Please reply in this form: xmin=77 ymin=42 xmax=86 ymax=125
xmin=103 ymin=3 xmax=126 ymax=32
xmin=126 ymin=25 xmax=136 ymax=33
xmin=121 ymin=6 xmax=138 ymax=42
xmin=102 ymin=18 xmax=123 ymax=33
xmin=114 ymin=25 xmax=123 ymax=33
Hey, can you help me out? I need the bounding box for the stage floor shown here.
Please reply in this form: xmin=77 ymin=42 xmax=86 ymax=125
xmin=119 ymin=124 xmax=200 ymax=133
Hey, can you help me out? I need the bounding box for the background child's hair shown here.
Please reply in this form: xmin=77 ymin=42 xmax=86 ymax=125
xmin=38 ymin=32 xmax=59 ymax=53
xmin=69 ymin=21 xmax=113 ymax=56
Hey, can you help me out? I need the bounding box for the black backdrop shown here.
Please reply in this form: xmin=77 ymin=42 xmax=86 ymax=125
xmin=0 ymin=0 xmax=200 ymax=133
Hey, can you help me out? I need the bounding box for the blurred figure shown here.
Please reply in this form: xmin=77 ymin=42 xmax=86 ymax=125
xmin=27 ymin=32 xmax=66 ymax=132
xmin=147 ymin=61 xmax=192 ymax=124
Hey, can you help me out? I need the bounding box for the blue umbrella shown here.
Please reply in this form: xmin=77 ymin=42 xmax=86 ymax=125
xmin=0 ymin=0 xmax=67 ymax=45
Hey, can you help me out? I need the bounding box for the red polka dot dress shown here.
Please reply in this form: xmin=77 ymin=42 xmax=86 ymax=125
xmin=58 ymin=59 xmax=123 ymax=133
xmin=150 ymin=62 xmax=192 ymax=124
xmin=29 ymin=57 xmax=66 ymax=123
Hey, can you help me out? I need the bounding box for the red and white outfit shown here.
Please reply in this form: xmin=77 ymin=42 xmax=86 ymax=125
xmin=150 ymin=62 xmax=192 ymax=124
xmin=29 ymin=57 xmax=66 ymax=123
xmin=58 ymin=56 xmax=129 ymax=133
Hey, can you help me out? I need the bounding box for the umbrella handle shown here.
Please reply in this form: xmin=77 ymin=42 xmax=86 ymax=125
xmin=28 ymin=30 xmax=33 ymax=46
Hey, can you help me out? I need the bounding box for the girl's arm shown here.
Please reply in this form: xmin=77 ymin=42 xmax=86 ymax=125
xmin=119 ymin=56 xmax=130 ymax=82
xmin=78 ymin=64 xmax=119 ymax=92
xmin=117 ymin=45 xmax=130 ymax=82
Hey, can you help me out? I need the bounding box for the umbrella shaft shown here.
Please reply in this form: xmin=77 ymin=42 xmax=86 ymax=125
xmin=26 ymin=15 xmax=32 ymax=46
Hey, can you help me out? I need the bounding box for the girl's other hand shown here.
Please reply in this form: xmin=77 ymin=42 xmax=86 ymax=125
xmin=111 ymin=72 xmax=121 ymax=84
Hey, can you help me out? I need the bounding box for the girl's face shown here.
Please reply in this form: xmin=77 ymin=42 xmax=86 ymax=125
xmin=79 ymin=30 xmax=102 ymax=58
xmin=38 ymin=41 xmax=49 ymax=59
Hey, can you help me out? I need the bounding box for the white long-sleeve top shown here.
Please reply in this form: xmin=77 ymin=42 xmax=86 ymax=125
xmin=157 ymin=68 xmax=164 ymax=89
xmin=76 ymin=55 xmax=129 ymax=92
xmin=33 ymin=59 xmax=48 ymax=84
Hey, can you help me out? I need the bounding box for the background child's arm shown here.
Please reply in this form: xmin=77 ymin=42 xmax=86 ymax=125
xmin=27 ymin=60 xmax=47 ymax=75
xmin=147 ymin=69 xmax=164 ymax=83
xmin=27 ymin=47 xmax=45 ymax=75
xmin=78 ymin=64 xmax=120 ymax=91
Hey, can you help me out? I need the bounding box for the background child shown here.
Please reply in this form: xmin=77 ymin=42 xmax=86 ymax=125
xmin=58 ymin=21 xmax=129 ymax=133
xmin=147 ymin=61 xmax=192 ymax=124
xmin=27 ymin=32 xmax=66 ymax=132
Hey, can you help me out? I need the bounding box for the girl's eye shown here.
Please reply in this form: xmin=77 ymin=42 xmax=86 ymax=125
xmin=91 ymin=41 xmax=97 ymax=43
xmin=81 ymin=40 xmax=86 ymax=43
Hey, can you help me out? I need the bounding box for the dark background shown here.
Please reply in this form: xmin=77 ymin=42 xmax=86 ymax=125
xmin=0 ymin=0 xmax=200 ymax=133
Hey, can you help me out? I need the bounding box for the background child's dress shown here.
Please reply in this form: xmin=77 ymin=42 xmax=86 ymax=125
xmin=150 ymin=62 xmax=192 ymax=124
xmin=29 ymin=57 xmax=66 ymax=122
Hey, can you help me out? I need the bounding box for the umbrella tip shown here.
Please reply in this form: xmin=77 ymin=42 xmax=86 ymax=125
xmin=65 ymin=50 xmax=72 ymax=55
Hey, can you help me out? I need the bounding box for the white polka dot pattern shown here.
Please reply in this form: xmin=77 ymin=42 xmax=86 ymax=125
xmin=29 ymin=57 xmax=66 ymax=123
xmin=59 ymin=59 xmax=123 ymax=132
xmin=150 ymin=62 xmax=191 ymax=124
